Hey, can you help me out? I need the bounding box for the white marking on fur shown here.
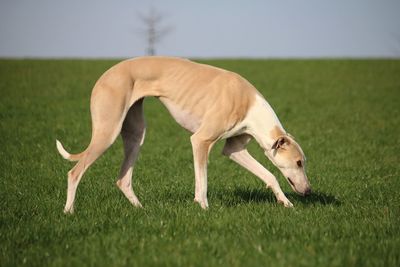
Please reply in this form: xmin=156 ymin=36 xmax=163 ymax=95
xmin=244 ymin=95 xmax=284 ymax=149
xmin=56 ymin=140 xmax=71 ymax=160
xmin=219 ymin=95 xmax=283 ymax=141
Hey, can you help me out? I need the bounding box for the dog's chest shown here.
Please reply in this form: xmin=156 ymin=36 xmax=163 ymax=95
xmin=159 ymin=97 xmax=201 ymax=133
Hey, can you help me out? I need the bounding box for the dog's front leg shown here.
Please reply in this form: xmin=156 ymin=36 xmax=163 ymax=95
xmin=223 ymin=136 xmax=293 ymax=207
xmin=231 ymin=150 xmax=293 ymax=207
xmin=190 ymin=134 xmax=214 ymax=209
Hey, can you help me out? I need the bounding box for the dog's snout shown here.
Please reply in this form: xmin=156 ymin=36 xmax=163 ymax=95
xmin=303 ymin=187 xmax=312 ymax=197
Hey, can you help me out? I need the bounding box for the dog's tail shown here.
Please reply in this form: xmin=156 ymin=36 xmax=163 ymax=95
xmin=56 ymin=140 xmax=86 ymax=162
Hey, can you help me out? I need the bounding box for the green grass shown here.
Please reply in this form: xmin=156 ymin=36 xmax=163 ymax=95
xmin=0 ymin=59 xmax=399 ymax=267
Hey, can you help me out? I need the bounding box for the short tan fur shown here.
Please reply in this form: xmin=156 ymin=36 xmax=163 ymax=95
xmin=56 ymin=57 xmax=311 ymax=213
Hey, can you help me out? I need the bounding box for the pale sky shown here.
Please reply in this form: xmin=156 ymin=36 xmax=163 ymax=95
xmin=1 ymin=0 xmax=400 ymax=58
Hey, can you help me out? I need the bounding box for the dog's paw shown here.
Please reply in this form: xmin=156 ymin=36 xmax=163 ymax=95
xmin=63 ymin=206 xmax=74 ymax=214
xmin=132 ymin=200 xmax=143 ymax=208
xmin=194 ymin=198 xmax=209 ymax=210
xmin=278 ymin=198 xmax=294 ymax=208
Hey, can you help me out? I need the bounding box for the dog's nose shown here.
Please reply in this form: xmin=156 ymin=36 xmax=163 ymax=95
xmin=304 ymin=188 xmax=312 ymax=197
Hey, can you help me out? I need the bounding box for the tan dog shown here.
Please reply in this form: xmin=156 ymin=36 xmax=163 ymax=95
xmin=56 ymin=56 xmax=311 ymax=213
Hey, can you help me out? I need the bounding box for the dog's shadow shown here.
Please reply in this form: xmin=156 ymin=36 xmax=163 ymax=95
xmin=217 ymin=188 xmax=341 ymax=207
xmin=285 ymin=191 xmax=341 ymax=206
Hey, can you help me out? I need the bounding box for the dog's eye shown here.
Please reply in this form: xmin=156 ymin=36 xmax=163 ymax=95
xmin=296 ymin=160 xmax=302 ymax=168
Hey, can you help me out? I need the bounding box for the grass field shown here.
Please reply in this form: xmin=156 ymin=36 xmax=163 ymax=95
xmin=0 ymin=59 xmax=399 ymax=267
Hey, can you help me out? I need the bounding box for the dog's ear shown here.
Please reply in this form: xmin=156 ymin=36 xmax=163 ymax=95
xmin=287 ymin=133 xmax=295 ymax=140
xmin=272 ymin=136 xmax=290 ymax=150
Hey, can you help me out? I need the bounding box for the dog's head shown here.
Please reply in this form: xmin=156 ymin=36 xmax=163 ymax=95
xmin=266 ymin=133 xmax=311 ymax=196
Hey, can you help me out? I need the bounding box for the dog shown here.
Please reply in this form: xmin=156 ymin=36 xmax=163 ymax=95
xmin=56 ymin=56 xmax=311 ymax=213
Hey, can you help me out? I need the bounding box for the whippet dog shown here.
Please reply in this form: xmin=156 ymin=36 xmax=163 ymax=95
xmin=56 ymin=56 xmax=311 ymax=213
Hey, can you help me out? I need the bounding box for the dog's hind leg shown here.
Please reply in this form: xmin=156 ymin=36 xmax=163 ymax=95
xmin=63 ymin=86 xmax=128 ymax=214
xmin=64 ymin=127 xmax=124 ymax=214
xmin=116 ymin=99 xmax=146 ymax=208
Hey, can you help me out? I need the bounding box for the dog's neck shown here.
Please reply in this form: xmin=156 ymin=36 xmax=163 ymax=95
xmin=245 ymin=94 xmax=286 ymax=152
